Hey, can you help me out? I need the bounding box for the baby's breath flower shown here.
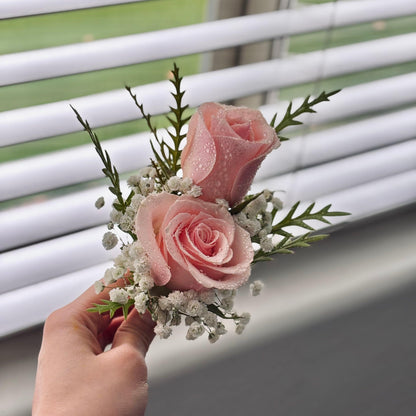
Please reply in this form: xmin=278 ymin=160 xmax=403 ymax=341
xmin=138 ymin=166 xmax=157 ymax=178
xmin=127 ymin=175 xmax=141 ymax=187
xmin=239 ymin=312 xmax=251 ymax=325
xmin=128 ymin=242 xmax=145 ymax=259
xmin=102 ymin=231 xmax=118 ymax=250
xmin=186 ymin=300 xmax=207 ymax=317
xmin=125 ymin=205 xmax=136 ymax=219
xmin=126 ymin=286 xmax=137 ymax=297
xmin=260 ymin=236 xmax=274 ymax=253
xmin=221 ymin=297 xmax=234 ymax=312
xmin=109 ymin=287 xmax=129 ymax=304
xmin=203 ymin=311 xmax=218 ymax=327
xmin=198 ymin=290 xmax=216 ymax=305
xmin=216 ymin=322 xmax=227 ymax=336
xmin=185 ymin=316 xmax=194 ymax=326
xmin=168 ymin=291 xmax=186 ymax=308
xmin=235 ymin=324 xmax=246 ymax=335
xmin=158 ymin=297 xmax=172 ymax=311
xmin=110 ymin=208 xmax=122 ymax=224
xmin=247 ymin=194 xmax=267 ymax=215
xmin=113 ymin=253 xmax=126 ymax=268
xmin=234 ymin=212 xmax=247 ymax=225
xmin=130 ymin=194 xmax=145 ymax=210
xmin=215 ymin=199 xmax=229 ymax=209
xmin=139 ymin=274 xmax=154 ymax=291
xmin=133 ymin=259 xmax=149 ymax=276
xmin=218 ymin=289 xmax=236 ymax=298
xmin=94 ymin=280 xmax=104 ymax=294
xmin=166 ymin=176 xmax=181 ymax=192
xmin=107 ymin=221 xmax=114 ymax=230
xmin=95 ymin=196 xmax=105 ymax=209
xmin=154 ymin=323 xmax=172 ymax=339
xmin=186 ymin=289 xmax=198 ymax=299
xmin=263 ymin=189 xmax=273 ymax=202
xmin=113 ymin=267 xmax=125 ymax=280
xmin=246 ymin=219 xmax=262 ymax=236
xmin=134 ymin=292 xmax=148 ymax=314
xmin=170 ymin=312 xmax=182 ymax=326
xmin=179 ymin=177 xmax=193 ymax=192
xmin=209 ymin=332 xmax=220 ymax=344
xmin=118 ymin=214 xmax=133 ymax=232
xmin=188 ymin=185 xmax=202 ymax=198
xmin=250 ymin=280 xmax=264 ymax=296
xmin=186 ymin=322 xmax=205 ymax=340
xmin=272 ymin=197 xmax=283 ymax=210
xmin=235 ymin=213 xmax=261 ymax=236
xmin=139 ymin=178 xmax=155 ymax=195
xmin=103 ymin=268 xmax=116 ymax=285
xmin=157 ymin=309 xmax=170 ymax=325
xmin=263 ymin=211 xmax=272 ymax=224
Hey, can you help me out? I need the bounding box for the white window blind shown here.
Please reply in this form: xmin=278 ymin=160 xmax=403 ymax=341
xmin=0 ymin=0 xmax=415 ymax=337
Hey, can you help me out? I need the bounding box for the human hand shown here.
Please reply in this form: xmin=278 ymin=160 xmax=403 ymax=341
xmin=32 ymin=284 xmax=155 ymax=416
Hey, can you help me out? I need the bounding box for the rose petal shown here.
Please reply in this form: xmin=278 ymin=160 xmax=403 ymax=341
xmin=185 ymin=257 xmax=251 ymax=290
xmin=185 ymin=223 xmax=253 ymax=289
xmin=135 ymin=193 xmax=177 ymax=285
xmin=181 ymin=105 xmax=216 ymax=183
xmin=183 ymin=226 xmax=233 ymax=265
xmin=193 ymin=134 xmax=270 ymax=205
xmin=164 ymin=202 xmax=234 ymax=266
xmin=166 ymin=255 xmax=205 ymax=291
xmin=164 ymin=212 xmax=193 ymax=271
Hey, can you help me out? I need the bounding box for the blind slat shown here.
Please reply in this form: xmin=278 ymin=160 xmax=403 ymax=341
xmin=0 ymin=0 xmax=146 ymax=19
xmin=268 ymin=140 xmax=416 ymax=206
xmin=0 ymin=226 xmax=114 ymax=294
xmin=0 ymin=263 xmax=111 ymax=337
xmin=2 ymin=0 xmax=416 ymax=85
xmin=1 ymin=33 xmax=416 ymax=147
xmin=0 ymin=133 xmax=152 ymax=201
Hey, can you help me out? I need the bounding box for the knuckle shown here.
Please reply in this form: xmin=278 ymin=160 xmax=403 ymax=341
xmin=118 ymin=344 xmax=147 ymax=377
xmin=43 ymin=305 xmax=72 ymax=336
xmin=44 ymin=308 xmax=65 ymax=331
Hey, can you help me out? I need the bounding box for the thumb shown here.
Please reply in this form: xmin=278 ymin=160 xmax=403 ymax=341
xmin=111 ymin=309 xmax=155 ymax=356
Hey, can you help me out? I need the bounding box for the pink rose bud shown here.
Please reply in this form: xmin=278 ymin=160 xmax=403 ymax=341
xmin=181 ymin=102 xmax=280 ymax=207
xmin=135 ymin=192 xmax=253 ymax=291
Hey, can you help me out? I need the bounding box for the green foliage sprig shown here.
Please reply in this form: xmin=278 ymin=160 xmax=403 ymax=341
xmin=126 ymin=63 xmax=190 ymax=184
xmin=125 ymin=86 xmax=171 ymax=183
xmin=253 ymin=201 xmax=349 ymax=263
xmin=71 ymin=106 xmax=134 ymax=214
xmin=88 ymin=299 xmax=135 ymax=319
xmin=273 ymin=201 xmax=348 ymax=233
xmin=229 ymin=191 xmax=264 ymax=215
xmin=166 ymin=63 xmax=191 ymax=174
xmin=270 ymin=89 xmax=341 ymax=141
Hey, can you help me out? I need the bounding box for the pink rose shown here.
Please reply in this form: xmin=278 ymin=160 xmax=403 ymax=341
xmin=135 ymin=192 xmax=253 ymax=291
xmin=181 ymin=102 xmax=279 ymax=207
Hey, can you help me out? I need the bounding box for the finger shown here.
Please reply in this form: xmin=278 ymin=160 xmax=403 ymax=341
xmin=98 ymin=316 xmax=124 ymax=349
xmin=111 ymin=309 xmax=155 ymax=357
xmin=64 ymin=281 xmax=124 ymax=335
xmin=43 ymin=284 xmax=112 ymax=348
